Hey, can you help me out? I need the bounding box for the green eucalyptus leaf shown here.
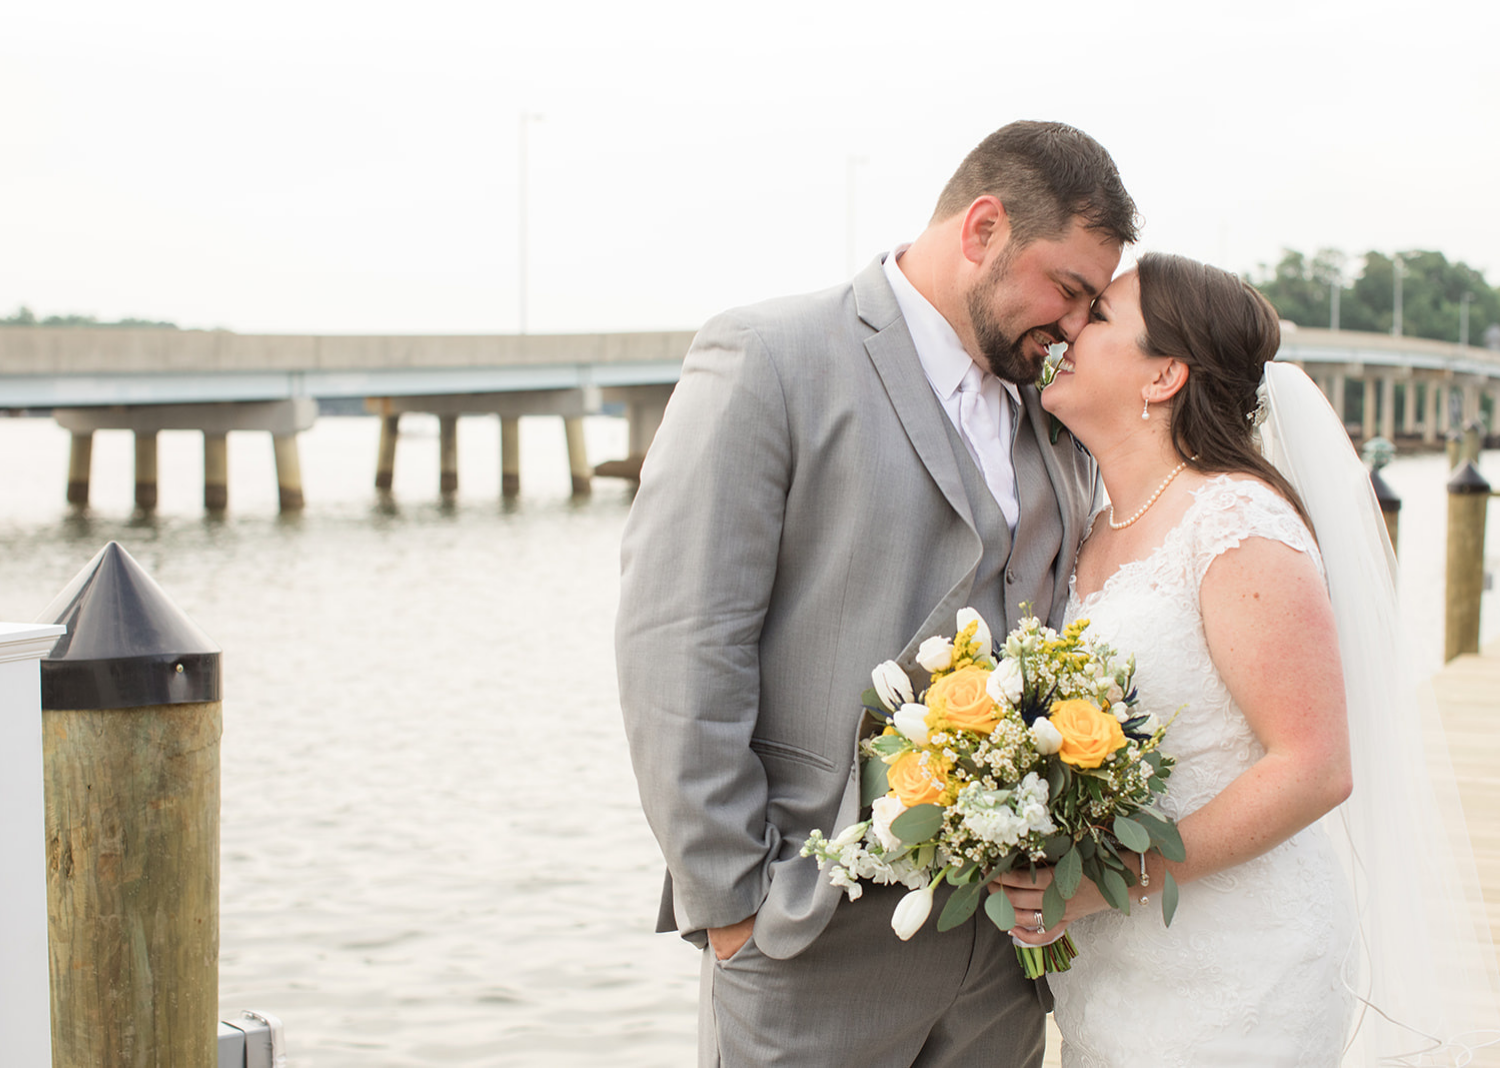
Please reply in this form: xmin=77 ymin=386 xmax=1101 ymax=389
xmin=891 ymin=804 xmax=944 ymax=844
xmin=1042 ymin=881 xmax=1066 ymax=927
xmin=869 ymin=734 xmax=907 ymax=758
xmin=1055 ymin=845 xmax=1083 ymax=899
xmin=1162 ymin=871 xmax=1180 ymax=926
xmin=947 ymin=862 xmax=978 ymax=886
xmin=1077 ymin=837 xmax=1096 ymax=861
xmin=938 ymin=880 xmax=985 ymax=931
xmin=1046 ymin=758 xmax=1066 ymax=800
xmin=1112 ymin=815 xmax=1151 ymax=854
xmin=859 ymin=757 xmax=890 ymax=809
xmin=1043 ymin=834 xmax=1071 ymax=861
xmin=984 ymin=889 xmax=1017 ymax=932
xmin=1099 ymin=867 xmax=1130 ymax=914
xmin=860 ymin=687 xmax=887 ymax=714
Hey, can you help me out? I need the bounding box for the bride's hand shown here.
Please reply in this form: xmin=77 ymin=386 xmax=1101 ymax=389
xmin=989 ymin=864 xmax=1113 ymax=945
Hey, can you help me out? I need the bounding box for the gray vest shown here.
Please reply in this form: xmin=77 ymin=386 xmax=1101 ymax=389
xmin=942 ymin=397 xmax=1065 ymax=635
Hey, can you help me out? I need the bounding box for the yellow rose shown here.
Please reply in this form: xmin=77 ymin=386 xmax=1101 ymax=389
xmin=925 ymin=665 xmax=1000 ymax=734
xmin=886 ymin=750 xmax=947 ymax=807
xmin=1049 ymin=698 xmax=1127 ymax=769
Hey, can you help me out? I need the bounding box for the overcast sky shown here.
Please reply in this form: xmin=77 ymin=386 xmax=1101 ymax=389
xmin=4 ymin=0 xmax=1496 ymax=336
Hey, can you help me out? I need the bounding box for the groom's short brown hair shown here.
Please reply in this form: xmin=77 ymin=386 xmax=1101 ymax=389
xmin=933 ymin=121 xmax=1139 ymax=248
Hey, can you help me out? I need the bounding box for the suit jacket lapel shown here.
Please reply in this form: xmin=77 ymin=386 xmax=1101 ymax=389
xmin=854 ymin=259 xmax=976 ymax=534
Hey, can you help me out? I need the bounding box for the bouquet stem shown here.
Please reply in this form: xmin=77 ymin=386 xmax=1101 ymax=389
xmin=1015 ymin=933 xmax=1079 ymax=978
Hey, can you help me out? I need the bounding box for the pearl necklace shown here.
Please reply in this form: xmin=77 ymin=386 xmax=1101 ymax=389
xmin=1108 ymin=457 xmax=1196 ymax=530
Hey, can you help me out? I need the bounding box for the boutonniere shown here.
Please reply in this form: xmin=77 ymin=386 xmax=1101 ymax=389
xmin=1035 ymin=345 xmax=1066 ymax=445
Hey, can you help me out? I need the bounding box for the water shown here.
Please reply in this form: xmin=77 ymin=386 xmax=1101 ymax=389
xmin=1 ymin=415 xmax=1497 ymax=1066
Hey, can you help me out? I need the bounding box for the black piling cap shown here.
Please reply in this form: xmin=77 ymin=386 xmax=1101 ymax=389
xmin=1448 ymin=461 xmax=1493 ymax=497
xmin=1369 ymin=468 xmax=1402 ymax=512
xmin=37 ymin=541 xmax=221 ymax=710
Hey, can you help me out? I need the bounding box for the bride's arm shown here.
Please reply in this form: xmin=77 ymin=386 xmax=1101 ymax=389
xmin=999 ymin=536 xmax=1352 ymax=937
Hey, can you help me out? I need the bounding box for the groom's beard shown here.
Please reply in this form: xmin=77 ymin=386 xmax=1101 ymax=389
xmin=966 ymin=251 xmax=1054 ymax=385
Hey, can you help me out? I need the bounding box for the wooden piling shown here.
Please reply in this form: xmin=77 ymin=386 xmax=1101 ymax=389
xmin=375 ymin=415 xmax=399 ymax=491
xmin=203 ymin=432 xmax=228 ymax=512
xmin=564 ymin=417 xmax=590 ymax=496
xmin=439 ymin=415 xmax=459 ymax=496
xmin=44 ymin=702 xmax=221 ymax=1068
xmin=1445 ymin=462 xmax=1491 ymax=662
xmin=272 ymin=433 xmax=305 ymax=511
xmin=133 ymin=431 xmax=158 ymax=511
xmin=500 ymin=417 xmax=520 ymax=498
xmin=66 ymin=432 xmax=93 ymax=507
xmin=38 ymin=542 xmax=223 ymax=1068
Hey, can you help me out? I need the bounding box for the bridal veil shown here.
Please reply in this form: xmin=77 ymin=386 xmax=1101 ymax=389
xmin=1258 ymin=361 xmax=1500 ymax=1065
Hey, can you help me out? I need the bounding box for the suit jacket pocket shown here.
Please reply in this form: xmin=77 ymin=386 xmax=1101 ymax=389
xmin=749 ymin=736 xmax=837 ymax=773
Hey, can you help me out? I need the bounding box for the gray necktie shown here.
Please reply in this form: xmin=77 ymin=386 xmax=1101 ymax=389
xmin=957 ymin=363 xmax=1018 ymax=529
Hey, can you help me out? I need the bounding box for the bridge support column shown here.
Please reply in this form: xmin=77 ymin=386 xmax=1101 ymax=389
xmin=1379 ymin=375 xmax=1397 ymax=441
xmin=500 ymin=417 xmax=521 ymax=498
xmin=1402 ymin=383 xmax=1418 ymax=436
xmin=1423 ymin=384 xmax=1439 ymax=445
xmin=1361 ymin=377 xmax=1378 ymax=440
xmin=203 ymin=433 xmax=228 ymax=511
xmin=272 ymin=434 xmax=305 ymax=512
xmin=134 ymin=431 xmax=159 ymax=511
xmin=66 ymin=432 xmax=93 ymax=506
xmin=564 ymin=418 xmax=591 ymax=496
xmin=1438 ymin=385 xmax=1453 ymax=435
xmin=439 ymin=416 xmax=459 ymax=496
xmin=1329 ymin=372 xmax=1347 ymax=425
xmin=1463 ymin=383 xmax=1482 ymax=427
xmin=375 ymin=415 xmax=399 ymax=491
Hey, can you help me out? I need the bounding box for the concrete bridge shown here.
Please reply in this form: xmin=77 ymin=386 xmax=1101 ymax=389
xmin=1 ymin=324 xmax=1497 ymax=511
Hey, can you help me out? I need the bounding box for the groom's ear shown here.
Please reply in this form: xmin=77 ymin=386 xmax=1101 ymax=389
xmin=960 ymin=196 xmax=1011 ymax=267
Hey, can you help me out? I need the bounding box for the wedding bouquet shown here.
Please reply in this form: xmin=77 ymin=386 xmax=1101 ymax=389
xmin=801 ymin=607 xmax=1184 ymax=977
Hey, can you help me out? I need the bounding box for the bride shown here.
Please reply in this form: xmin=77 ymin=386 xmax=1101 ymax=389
xmin=996 ymin=252 xmax=1500 ymax=1065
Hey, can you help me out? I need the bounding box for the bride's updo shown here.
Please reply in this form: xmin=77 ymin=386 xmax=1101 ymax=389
xmin=1136 ymin=251 xmax=1311 ymax=529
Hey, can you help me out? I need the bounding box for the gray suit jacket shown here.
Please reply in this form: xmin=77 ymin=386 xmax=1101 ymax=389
xmin=616 ymin=257 xmax=1097 ymax=960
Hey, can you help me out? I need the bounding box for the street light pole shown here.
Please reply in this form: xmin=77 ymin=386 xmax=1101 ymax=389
xmin=1392 ymin=254 xmax=1404 ymax=338
xmin=1330 ymin=272 xmax=1341 ymax=331
xmin=518 ymin=111 xmax=543 ymax=335
xmin=845 ymin=155 xmax=867 ymax=278
xmin=1460 ymin=291 xmax=1473 ymax=347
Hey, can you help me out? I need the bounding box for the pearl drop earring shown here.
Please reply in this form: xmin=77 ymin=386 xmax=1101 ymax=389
xmin=1141 ymin=398 xmax=1150 ymax=421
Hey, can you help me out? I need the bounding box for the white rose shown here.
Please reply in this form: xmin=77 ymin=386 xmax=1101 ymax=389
xmin=1030 ymin=716 xmax=1063 ymax=755
xmin=987 ymin=658 xmax=1025 ymax=706
xmin=955 ymin=607 xmax=992 ymax=659
xmin=890 ymin=884 xmax=935 ymax=941
xmin=916 ymin=636 xmax=953 ymax=673
xmin=871 ymin=795 xmax=907 ymax=852
xmin=871 ymin=660 xmax=914 ymax=711
xmin=893 ymin=703 xmax=931 ymax=746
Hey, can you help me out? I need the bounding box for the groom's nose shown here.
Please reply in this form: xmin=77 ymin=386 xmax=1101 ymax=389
xmin=1058 ymin=305 xmax=1089 ymax=343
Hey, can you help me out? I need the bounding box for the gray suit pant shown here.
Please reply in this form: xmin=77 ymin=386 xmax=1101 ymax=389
xmin=698 ymin=883 xmax=1046 ymax=1067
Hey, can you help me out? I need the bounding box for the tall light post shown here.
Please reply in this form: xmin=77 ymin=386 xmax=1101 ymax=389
xmin=518 ymin=111 xmax=544 ymax=335
xmin=1460 ymin=290 xmax=1474 ymax=347
xmin=845 ymin=155 xmax=868 ymax=278
xmin=1392 ymin=253 xmax=1405 ymax=337
xmin=1329 ymin=269 xmax=1341 ymax=331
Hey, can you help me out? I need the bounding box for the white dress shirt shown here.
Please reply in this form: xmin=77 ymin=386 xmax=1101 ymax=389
xmin=883 ymin=246 xmax=1021 ymax=530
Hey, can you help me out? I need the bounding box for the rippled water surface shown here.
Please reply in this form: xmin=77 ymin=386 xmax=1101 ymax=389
xmin=1 ymin=414 xmax=1496 ymax=1066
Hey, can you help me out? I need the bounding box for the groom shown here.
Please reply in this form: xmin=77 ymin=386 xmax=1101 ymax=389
xmin=617 ymin=121 xmax=1138 ymax=1065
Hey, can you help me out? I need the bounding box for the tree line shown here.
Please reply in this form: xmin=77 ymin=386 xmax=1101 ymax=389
xmin=1 ymin=306 xmax=178 ymax=329
xmin=1248 ymin=249 xmax=1499 ymax=347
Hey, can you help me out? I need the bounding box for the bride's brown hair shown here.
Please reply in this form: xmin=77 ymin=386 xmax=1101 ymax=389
xmin=1135 ymin=251 xmax=1314 ymax=532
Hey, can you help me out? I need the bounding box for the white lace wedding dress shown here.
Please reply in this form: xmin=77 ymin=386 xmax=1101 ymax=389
xmin=1047 ymin=476 xmax=1355 ymax=1066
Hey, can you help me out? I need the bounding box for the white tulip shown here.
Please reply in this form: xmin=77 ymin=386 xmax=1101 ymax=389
xmin=1138 ymin=711 xmax=1162 ymax=736
xmin=916 ymin=636 xmax=953 ymax=673
xmin=893 ymin=703 xmax=931 ymax=746
xmin=1030 ymin=716 xmax=1064 ymax=755
xmin=987 ymin=658 xmax=1025 ymax=706
xmin=871 ymin=795 xmax=907 ymax=852
xmin=955 ymin=607 xmax=992 ymax=659
xmin=891 ymin=884 xmax=935 ymax=941
xmin=872 ymin=660 xmax=914 ymax=711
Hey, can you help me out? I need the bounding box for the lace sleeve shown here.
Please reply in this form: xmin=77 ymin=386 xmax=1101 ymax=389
xmin=1185 ymin=477 xmax=1324 ymax=590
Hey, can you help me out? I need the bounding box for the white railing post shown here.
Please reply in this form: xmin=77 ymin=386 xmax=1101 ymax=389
xmin=0 ymin=621 xmax=66 ymax=1068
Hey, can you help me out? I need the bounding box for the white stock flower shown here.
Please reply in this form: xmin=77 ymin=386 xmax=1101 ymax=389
xmin=870 ymin=795 xmax=907 ymax=852
xmin=987 ymin=658 xmax=1024 ymax=706
xmin=893 ymin=703 xmax=931 ymax=746
xmin=829 ymin=867 xmax=863 ymax=901
xmin=956 ymin=607 xmax=992 ymax=659
xmin=1030 ymin=716 xmax=1063 ymax=755
xmin=891 ymin=884 xmax=935 ymax=941
xmin=829 ymin=822 xmax=867 ymax=852
xmin=916 ymin=636 xmax=954 ymax=673
xmin=872 ymin=660 xmax=914 ymax=711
